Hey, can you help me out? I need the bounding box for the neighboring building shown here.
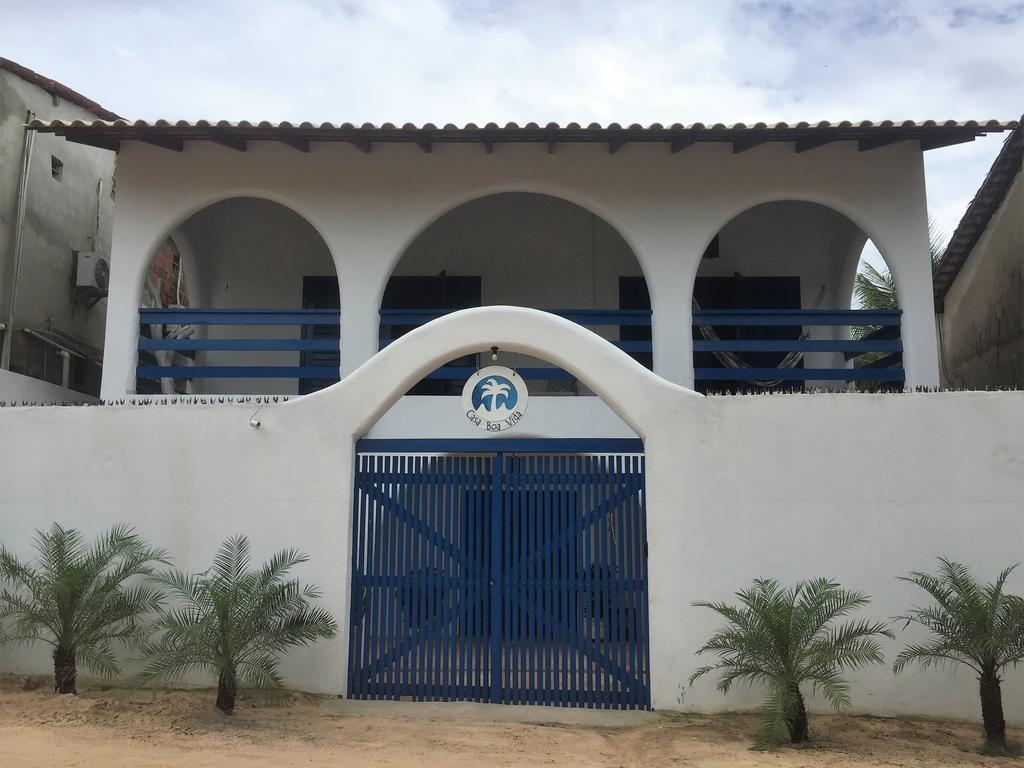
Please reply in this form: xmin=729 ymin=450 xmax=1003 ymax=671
xmin=0 ymin=58 xmax=119 ymax=401
xmin=934 ymin=119 xmax=1023 ymax=388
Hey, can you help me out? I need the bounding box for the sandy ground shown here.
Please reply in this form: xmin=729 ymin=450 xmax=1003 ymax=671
xmin=1 ymin=675 xmax=1021 ymax=767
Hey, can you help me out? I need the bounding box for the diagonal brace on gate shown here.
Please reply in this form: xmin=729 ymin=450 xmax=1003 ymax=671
xmin=504 ymin=476 xmax=643 ymax=580
xmin=356 ymin=479 xmax=487 ymax=579
xmin=504 ymin=587 xmax=646 ymax=695
xmin=356 ymin=591 xmax=488 ymax=685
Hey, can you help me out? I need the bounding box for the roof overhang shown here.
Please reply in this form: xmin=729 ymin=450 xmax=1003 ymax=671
xmin=27 ymin=118 xmax=1018 ymax=155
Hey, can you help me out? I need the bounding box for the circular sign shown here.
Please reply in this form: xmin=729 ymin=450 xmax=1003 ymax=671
xmin=461 ymin=365 xmax=529 ymax=432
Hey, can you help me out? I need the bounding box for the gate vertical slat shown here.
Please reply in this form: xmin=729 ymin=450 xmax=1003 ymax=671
xmin=609 ymin=455 xmax=622 ymax=708
xmin=480 ymin=454 xmax=491 ymax=701
xmin=409 ymin=455 xmax=421 ymax=701
xmin=630 ymin=456 xmax=647 ymax=708
xmin=538 ymin=454 xmax=549 ymax=706
xmin=395 ymin=455 xmax=406 ymax=698
xmin=599 ymin=454 xmax=611 ymax=708
xmin=634 ymin=454 xmax=646 ymax=708
xmin=559 ymin=454 xmax=569 ymax=709
xmin=400 ymin=455 xmax=413 ymax=698
xmin=614 ymin=454 xmax=627 ymax=708
xmin=421 ymin=455 xmax=434 ymax=700
xmin=623 ymin=454 xmax=637 ymax=709
xmin=516 ymin=454 xmax=524 ymax=708
xmin=594 ymin=455 xmax=607 ymax=708
xmin=500 ymin=455 xmax=509 ymax=705
xmin=567 ymin=454 xmax=579 ymax=709
xmin=489 ymin=454 xmax=502 ymax=704
xmin=394 ymin=454 xmax=407 ymax=700
xmin=477 ymin=456 xmax=485 ymax=702
xmin=509 ymin=454 xmax=520 ymax=708
xmin=510 ymin=455 xmax=521 ymax=704
xmin=440 ymin=456 xmax=452 ymax=701
xmin=396 ymin=454 xmax=408 ymax=699
xmin=531 ymin=454 xmax=541 ymax=706
xmin=463 ymin=456 xmax=474 ymax=701
xmin=516 ymin=456 xmax=524 ymax=704
xmin=581 ymin=456 xmax=593 ymax=709
xmin=640 ymin=455 xmax=651 ymax=707
xmin=366 ymin=454 xmax=382 ymax=700
xmin=348 ymin=453 xmax=364 ymax=700
xmin=597 ymin=454 xmax=607 ymax=708
xmin=469 ymin=456 xmax=480 ymax=700
xmin=557 ymin=456 xmax=565 ymax=708
xmin=455 ymin=456 xmax=466 ymax=702
xmin=388 ymin=453 xmax=401 ymax=700
xmin=449 ymin=456 xmax=460 ymax=701
xmin=386 ymin=454 xmax=399 ymax=700
xmin=369 ymin=454 xmax=384 ymax=700
xmin=380 ymin=454 xmax=392 ymax=700
xmin=530 ymin=454 xmax=541 ymax=706
xmin=432 ymin=456 xmax=444 ymax=704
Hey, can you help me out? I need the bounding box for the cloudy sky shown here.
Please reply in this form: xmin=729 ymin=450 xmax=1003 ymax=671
xmin=4 ymin=0 xmax=1022 ymax=255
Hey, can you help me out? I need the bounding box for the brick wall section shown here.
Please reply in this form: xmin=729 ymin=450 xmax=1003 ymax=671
xmin=146 ymin=239 xmax=189 ymax=307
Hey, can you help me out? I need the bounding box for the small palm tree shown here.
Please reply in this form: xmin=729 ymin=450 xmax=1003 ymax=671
xmin=139 ymin=536 xmax=338 ymax=714
xmin=0 ymin=524 xmax=167 ymax=694
xmin=690 ymin=578 xmax=892 ymax=748
xmin=894 ymin=559 xmax=1024 ymax=754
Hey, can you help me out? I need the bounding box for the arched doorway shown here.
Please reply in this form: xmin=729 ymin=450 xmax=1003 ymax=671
xmin=136 ymin=197 xmax=339 ymax=396
xmin=691 ymin=201 xmax=904 ymax=393
xmin=380 ymin=192 xmax=652 ymax=396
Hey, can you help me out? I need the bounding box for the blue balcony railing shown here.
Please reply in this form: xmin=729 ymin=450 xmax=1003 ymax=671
xmin=136 ymin=308 xmax=341 ymax=387
xmin=692 ymin=308 xmax=903 ymax=385
xmin=136 ymin=306 xmax=903 ymax=391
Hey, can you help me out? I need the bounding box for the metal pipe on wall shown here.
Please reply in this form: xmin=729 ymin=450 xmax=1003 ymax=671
xmin=1 ymin=110 xmax=37 ymax=370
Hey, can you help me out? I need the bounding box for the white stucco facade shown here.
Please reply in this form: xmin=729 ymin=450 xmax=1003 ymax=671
xmin=0 ymin=307 xmax=1021 ymax=721
xmin=101 ymin=137 xmax=939 ymax=400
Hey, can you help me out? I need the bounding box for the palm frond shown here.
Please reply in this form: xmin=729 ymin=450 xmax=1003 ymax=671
xmin=894 ymin=559 xmax=1024 ymax=678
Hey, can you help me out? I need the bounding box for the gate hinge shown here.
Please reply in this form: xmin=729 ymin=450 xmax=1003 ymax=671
xmin=643 ymin=540 xmax=648 ymax=559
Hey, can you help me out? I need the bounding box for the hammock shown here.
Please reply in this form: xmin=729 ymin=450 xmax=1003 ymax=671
xmin=693 ymin=287 xmax=825 ymax=389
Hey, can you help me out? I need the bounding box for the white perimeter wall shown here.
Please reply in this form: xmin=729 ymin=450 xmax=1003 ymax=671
xmin=1 ymin=308 xmax=1020 ymax=723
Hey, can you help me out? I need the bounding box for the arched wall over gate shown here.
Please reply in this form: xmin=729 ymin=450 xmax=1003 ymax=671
xmin=277 ymin=305 xmax=703 ymax=703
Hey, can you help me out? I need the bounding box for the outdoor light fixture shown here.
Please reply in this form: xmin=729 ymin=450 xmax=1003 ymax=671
xmin=491 ymin=346 xmax=499 ymax=361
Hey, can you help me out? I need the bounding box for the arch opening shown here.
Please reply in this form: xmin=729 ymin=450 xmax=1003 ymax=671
xmin=381 ymin=192 xmax=652 ymax=398
xmin=690 ymin=200 xmax=904 ymax=393
xmin=136 ymin=197 xmax=339 ymax=396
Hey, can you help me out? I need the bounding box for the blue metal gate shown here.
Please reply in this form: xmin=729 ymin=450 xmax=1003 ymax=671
xmin=347 ymin=438 xmax=650 ymax=709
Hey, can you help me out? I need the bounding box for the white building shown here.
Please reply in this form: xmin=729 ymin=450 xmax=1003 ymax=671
xmin=30 ymin=118 xmax=1016 ymax=403
xmin=2 ymin=116 xmax=1023 ymax=719
xmin=0 ymin=58 xmax=117 ymax=402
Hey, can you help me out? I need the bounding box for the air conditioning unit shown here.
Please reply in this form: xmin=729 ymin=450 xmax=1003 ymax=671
xmin=73 ymin=251 xmax=110 ymax=297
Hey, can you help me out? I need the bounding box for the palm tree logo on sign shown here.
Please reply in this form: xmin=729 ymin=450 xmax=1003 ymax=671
xmin=462 ymin=365 xmax=529 ymax=432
